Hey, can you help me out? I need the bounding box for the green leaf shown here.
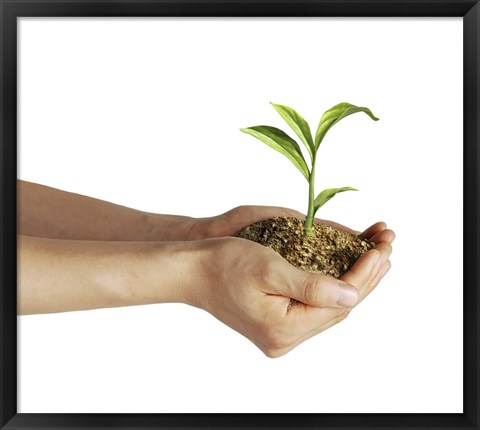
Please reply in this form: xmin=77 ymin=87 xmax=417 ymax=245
xmin=240 ymin=126 xmax=310 ymax=181
xmin=270 ymin=103 xmax=315 ymax=161
xmin=315 ymin=102 xmax=379 ymax=149
xmin=313 ymin=187 xmax=358 ymax=215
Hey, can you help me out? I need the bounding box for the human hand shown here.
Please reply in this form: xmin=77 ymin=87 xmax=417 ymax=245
xmin=186 ymin=222 xmax=394 ymax=357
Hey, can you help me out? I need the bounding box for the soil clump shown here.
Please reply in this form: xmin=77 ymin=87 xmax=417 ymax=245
xmin=234 ymin=216 xmax=375 ymax=279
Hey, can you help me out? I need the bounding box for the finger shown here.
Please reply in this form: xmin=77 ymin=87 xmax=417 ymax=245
xmin=274 ymin=306 xmax=350 ymax=357
xmin=380 ymin=259 xmax=392 ymax=277
xmin=304 ymin=306 xmax=350 ymax=339
xmin=362 ymin=242 xmax=391 ymax=286
xmin=369 ymin=259 xmax=392 ymax=293
xmin=373 ymin=242 xmax=393 ymax=262
xmin=370 ymin=228 xmax=395 ymax=245
xmin=341 ymin=248 xmax=381 ymax=293
xmin=357 ymin=259 xmax=392 ymax=305
xmin=273 ymin=268 xmax=360 ymax=309
xmin=344 ymin=243 xmax=391 ymax=305
xmin=358 ymin=222 xmax=387 ymax=240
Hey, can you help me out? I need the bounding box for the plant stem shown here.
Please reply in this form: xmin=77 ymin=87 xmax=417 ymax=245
xmin=303 ymin=155 xmax=316 ymax=238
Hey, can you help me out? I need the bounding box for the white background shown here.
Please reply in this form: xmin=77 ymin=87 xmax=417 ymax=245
xmin=18 ymin=18 xmax=463 ymax=413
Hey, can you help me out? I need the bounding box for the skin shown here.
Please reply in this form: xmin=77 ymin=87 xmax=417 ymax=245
xmin=18 ymin=180 xmax=394 ymax=357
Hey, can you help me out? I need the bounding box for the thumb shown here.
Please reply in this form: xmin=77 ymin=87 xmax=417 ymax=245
xmin=279 ymin=270 xmax=360 ymax=308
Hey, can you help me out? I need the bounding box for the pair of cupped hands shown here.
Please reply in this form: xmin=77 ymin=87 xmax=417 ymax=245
xmin=174 ymin=205 xmax=394 ymax=358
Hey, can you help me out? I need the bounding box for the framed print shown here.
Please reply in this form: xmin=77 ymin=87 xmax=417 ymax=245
xmin=1 ymin=0 xmax=478 ymax=429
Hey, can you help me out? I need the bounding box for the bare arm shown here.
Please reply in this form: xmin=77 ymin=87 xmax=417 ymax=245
xmin=17 ymin=235 xmax=197 ymax=314
xmin=18 ymin=180 xmax=198 ymax=241
xmin=18 ymin=180 xmax=363 ymax=243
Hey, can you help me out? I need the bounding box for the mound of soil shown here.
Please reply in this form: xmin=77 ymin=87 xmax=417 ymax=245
xmin=234 ymin=216 xmax=374 ymax=279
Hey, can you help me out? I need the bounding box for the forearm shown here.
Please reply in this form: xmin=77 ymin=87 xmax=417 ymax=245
xmin=18 ymin=180 xmax=201 ymax=241
xmin=17 ymin=235 xmax=201 ymax=314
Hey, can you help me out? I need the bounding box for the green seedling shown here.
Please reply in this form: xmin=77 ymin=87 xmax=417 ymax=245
xmin=240 ymin=102 xmax=379 ymax=238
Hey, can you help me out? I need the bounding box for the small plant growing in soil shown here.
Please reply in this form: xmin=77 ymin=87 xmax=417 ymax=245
xmin=240 ymin=102 xmax=378 ymax=238
xmin=236 ymin=102 xmax=379 ymax=279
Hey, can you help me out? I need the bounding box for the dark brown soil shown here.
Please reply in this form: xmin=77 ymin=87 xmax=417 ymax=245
xmin=234 ymin=217 xmax=375 ymax=279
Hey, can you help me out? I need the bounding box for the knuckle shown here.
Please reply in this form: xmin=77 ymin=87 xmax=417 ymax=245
xmin=234 ymin=205 xmax=251 ymax=218
xmin=232 ymin=205 xmax=246 ymax=215
xmin=302 ymin=275 xmax=320 ymax=305
xmin=370 ymin=248 xmax=382 ymax=261
xmin=254 ymin=259 xmax=275 ymax=286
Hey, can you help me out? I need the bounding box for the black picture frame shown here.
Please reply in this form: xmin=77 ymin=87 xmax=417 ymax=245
xmin=1 ymin=0 xmax=478 ymax=429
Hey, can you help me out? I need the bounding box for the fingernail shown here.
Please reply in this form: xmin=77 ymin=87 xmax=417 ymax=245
xmin=337 ymin=284 xmax=359 ymax=307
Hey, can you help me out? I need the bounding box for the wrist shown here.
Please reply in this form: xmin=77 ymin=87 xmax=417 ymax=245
xmin=176 ymin=237 xmax=235 ymax=311
xmin=144 ymin=212 xmax=192 ymax=240
xmin=146 ymin=212 xmax=214 ymax=241
xmin=111 ymin=240 xmax=207 ymax=308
